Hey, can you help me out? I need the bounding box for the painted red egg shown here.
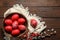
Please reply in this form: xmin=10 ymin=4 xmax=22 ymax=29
xmin=18 ymin=18 xmax=25 ymax=24
xmin=5 ymin=19 xmax=12 ymax=25
xmin=31 ymin=19 xmax=37 ymax=28
xmin=12 ymin=14 xmax=19 ymax=21
xmin=12 ymin=21 xmax=18 ymax=29
xmin=5 ymin=26 xmax=12 ymax=33
xmin=18 ymin=25 xmax=26 ymax=31
xmin=11 ymin=29 xmax=20 ymax=36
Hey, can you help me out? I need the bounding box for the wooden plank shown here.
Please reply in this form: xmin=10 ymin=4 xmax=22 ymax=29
xmin=0 ymin=28 xmax=59 ymax=40
xmin=6 ymin=28 xmax=60 ymax=40
xmin=0 ymin=0 xmax=60 ymax=7
xmin=42 ymin=18 xmax=60 ymax=28
xmin=0 ymin=29 xmax=4 ymax=40
xmin=29 ymin=6 xmax=60 ymax=17
xmin=0 ymin=7 xmax=60 ymax=17
xmin=0 ymin=18 xmax=60 ymax=28
xmin=44 ymin=28 xmax=60 ymax=40
xmin=0 ymin=18 xmax=60 ymax=40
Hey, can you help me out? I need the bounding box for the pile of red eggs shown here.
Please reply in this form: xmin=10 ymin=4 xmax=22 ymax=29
xmin=4 ymin=13 xmax=27 ymax=36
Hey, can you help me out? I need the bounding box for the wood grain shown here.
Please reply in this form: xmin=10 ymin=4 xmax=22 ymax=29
xmin=0 ymin=0 xmax=60 ymax=7
xmin=0 ymin=7 xmax=60 ymax=17
xmin=0 ymin=18 xmax=60 ymax=28
xmin=44 ymin=28 xmax=60 ymax=40
xmin=43 ymin=18 xmax=60 ymax=28
xmin=0 ymin=28 xmax=59 ymax=40
xmin=0 ymin=28 xmax=4 ymax=40
xmin=0 ymin=0 xmax=60 ymax=40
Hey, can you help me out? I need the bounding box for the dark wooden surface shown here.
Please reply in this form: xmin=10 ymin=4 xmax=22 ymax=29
xmin=0 ymin=0 xmax=60 ymax=40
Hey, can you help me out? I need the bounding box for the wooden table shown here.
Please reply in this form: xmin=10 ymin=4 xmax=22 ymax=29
xmin=0 ymin=0 xmax=60 ymax=40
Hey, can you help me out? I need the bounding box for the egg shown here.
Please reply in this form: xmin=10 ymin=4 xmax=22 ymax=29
xmin=5 ymin=19 xmax=12 ymax=25
xmin=31 ymin=19 xmax=37 ymax=28
xmin=12 ymin=21 xmax=18 ymax=29
xmin=12 ymin=14 xmax=19 ymax=21
xmin=5 ymin=26 xmax=12 ymax=33
xmin=11 ymin=29 xmax=20 ymax=36
xmin=18 ymin=18 xmax=25 ymax=24
xmin=18 ymin=25 xmax=26 ymax=31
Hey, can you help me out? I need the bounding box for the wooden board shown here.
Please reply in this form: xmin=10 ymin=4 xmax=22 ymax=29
xmin=0 ymin=18 xmax=60 ymax=28
xmin=0 ymin=7 xmax=60 ymax=17
xmin=0 ymin=28 xmax=59 ymax=40
xmin=0 ymin=0 xmax=60 ymax=40
xmin=0 ymin=0 xmax=60 ymax=7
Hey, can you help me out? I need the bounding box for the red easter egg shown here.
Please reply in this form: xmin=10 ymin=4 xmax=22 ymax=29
xmin=12 ymin=14 xmax=19 ymax=21
xmin=18 ymin=25 xmax=26 ymax=31
xmin=5 ymin=19 xmax=12 ymax=25
xmin=18 ymin=18 xmax=25 ymax=24
xmin=12 ymin=21 xmax=18 ymax=29
xmin=31 ymin=19 xmax=37 ymax=28
xmin=11 ymin=29 xmax=20 ymax=36
xmin=5 ymin=26 xmax=12 ymax=33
